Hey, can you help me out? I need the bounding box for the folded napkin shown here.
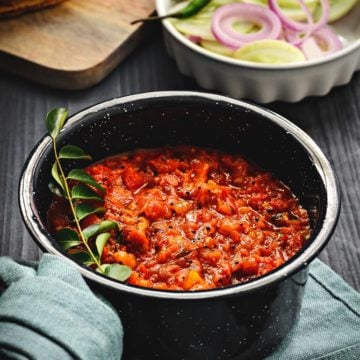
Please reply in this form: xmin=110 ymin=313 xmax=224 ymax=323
xmin=0 ymin=254 xmax=123 ymax=360
xmin=267 ymin=259 xmax=360 ymax=360
xmin=0 ymin=255 xmax=359 ymax=360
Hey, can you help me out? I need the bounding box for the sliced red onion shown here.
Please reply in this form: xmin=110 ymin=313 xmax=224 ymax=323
xmin=269 ymin=0 xmax=330 ymax=32
xmin=301 ymin=37 xmax=324 ymax=59
xmin=187 ymin=35 xmax=203 ymax=44
xmin=301 ymin=26 xmax=343 ymax=59
xmin=315 ymin=27 xmax=343 ymax=52
xmin=211 ymin=3 xmax=282 ymax=49
xmin=284 ymin=0 xmax=314 ymax=47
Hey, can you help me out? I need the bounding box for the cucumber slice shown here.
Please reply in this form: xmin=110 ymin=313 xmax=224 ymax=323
xmin=201 ymin=40 xmax=235 ymax=56
xmin=314 ymin=0 xmax=359 ymax=23
xmin=169 ymin=0 xmax=225 ymax=41
xmin=172 ymin=18 xmax=215 ymax=40
xmin=232 ymin=20 xmax=260 ymax=34
xmin=233 ymin=39 xmax=306 ymax=63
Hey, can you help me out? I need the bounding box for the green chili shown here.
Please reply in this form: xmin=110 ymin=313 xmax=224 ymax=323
xmin=131 ymin=0 xmax=211 ymax=25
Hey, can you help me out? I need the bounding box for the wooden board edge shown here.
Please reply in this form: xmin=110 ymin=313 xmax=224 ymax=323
xmin=0 ymin=24 xmax=149 ymax=90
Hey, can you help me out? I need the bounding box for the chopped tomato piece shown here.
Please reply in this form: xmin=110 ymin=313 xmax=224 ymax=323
xmin=114 ymin=251 xmax=137 ymax=269
xmin=144 ymin=200 xmax=169 ymax=221
xmin=48 ymin=146 xmax=310 ymax=291
xmin=122 ymin=224 xmax=149 ymax=251
xmin=183 ymin=270 xmax=205 ymax=290
xmin=240 ymin=259 xmax=259 ymax=276
xmin=122 ymin=166 xmax=145 ymax=191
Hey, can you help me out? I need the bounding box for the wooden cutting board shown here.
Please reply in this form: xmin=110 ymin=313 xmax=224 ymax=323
xmin=0 ymin=0 xmax=155 ymax=89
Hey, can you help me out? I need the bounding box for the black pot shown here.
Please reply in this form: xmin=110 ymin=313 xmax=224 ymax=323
xmin=19 ymin=92 xmax=340 ymax=360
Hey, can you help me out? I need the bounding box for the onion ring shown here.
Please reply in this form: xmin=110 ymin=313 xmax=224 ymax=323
xmin=211 ymin=3 xmax=282 ymax=49
xmin=283 ymin=0 xmax=314 ymax=47
xmin=301 ymin=26 xmax=343 ymax=59
xmin=269 ymin=0 xmax=330 ymax=32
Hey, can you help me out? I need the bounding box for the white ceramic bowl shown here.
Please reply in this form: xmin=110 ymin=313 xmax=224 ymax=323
xmin=156 ymin=0 xmax=360 ymax=103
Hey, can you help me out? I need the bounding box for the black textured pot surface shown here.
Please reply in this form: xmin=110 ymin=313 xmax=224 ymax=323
xmin=19 ymin=92 xmax=340 ymax=360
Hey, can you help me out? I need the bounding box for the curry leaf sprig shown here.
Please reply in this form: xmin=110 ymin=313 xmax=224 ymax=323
xmin=47 ymin=108 xmax=131 ymax=282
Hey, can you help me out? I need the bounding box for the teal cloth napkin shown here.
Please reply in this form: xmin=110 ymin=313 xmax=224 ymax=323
xmin=0 ymin=255 xmax=359 ymax=360
xmin=267 ymin=259 xmax=360 ymax=360
xmin=0 ymin=254 xmax=123 ymax=360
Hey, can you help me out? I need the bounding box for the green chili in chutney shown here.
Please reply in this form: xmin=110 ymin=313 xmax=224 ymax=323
xmin=131 ymin=0 xmax=211 ymax=25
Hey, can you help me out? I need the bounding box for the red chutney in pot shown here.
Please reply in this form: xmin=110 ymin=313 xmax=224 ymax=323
xmin=47 ymin=146 xmax=311 ymax=291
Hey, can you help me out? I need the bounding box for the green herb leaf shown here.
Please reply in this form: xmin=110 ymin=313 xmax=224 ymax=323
xmin=116 ymin=231 xmax=123 ymax=244
xmin=104 ymin=263 xmax=132 ymax=281
xmin=59 ymin=145 xmax=92 ymax=160
xmin=96 ymin=233 xmax=111 ymax=257
xmin=47 ymin=108 xmax=68 ymax=139
xmin=71 ymin=184 xmax=103 ymax=201
xmin=96 ymin=264 xmax=110 ymax=273
xmin=46 ymin=107 xmax=106 ymax=272
xmin=83 ymin=220 xmax=118 ymax=240
xmin=75 ymin=204 xmax=106 ymax=221
xmin=51 ymin=162 xmax=65 ymax=191
xmin=56 ymin=228 xmax=81 ymax=250
xmin=70 ymin=250 xmax=95 ymax=266
xmin=48 ymin=182 xmax=64 ymax=197
xmin=68 ymin=169 xmax=105 ymax=193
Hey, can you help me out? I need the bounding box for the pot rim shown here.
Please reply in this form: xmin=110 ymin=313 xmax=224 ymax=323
xmin=19 ymin=91 xmax=340 ymax=300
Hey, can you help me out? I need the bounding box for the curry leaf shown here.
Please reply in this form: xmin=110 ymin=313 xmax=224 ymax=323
xmin=67 ymin=169 xmax=105 ymax=193
xmin=96 ymin=264 xmax=110 ymax=273
xmin=56 ymin=228 xmax=79 ymax=241
xmin=59 ymin=145 xmax=92 ymax=160
xmin=56 ymin=228 xmax=81 ymax=250
xmin=70 ymin=250 xmax=95 ymax=266
xmin=75 ymin=204 xmax=106 ymax=221
xmin=105 ymin=264 xmax=132 ymax=281
xmin=83 ymin=220 xmax=118 ymax=240
xmin=46 ymin=107 xmax=122 ymax=280
xmin=71 ymin=184 xmax=103 ymax=201
xmin=96 ymin=233 xmax=111 ymax=257
xmin=116 ymin=231 xmax=123 ymax=244
xmin=47 ymin=108 xmax=68 ymax=139
xmin=51 ymin=161 xmax=65 ymax=191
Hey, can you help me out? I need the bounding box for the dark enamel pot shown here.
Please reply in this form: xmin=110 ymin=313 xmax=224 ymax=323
xmin=19 ymin=92 xmax=340 ymax=360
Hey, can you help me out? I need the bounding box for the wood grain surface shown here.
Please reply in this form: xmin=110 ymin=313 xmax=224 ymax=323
xmin=0 ymin=24 xmax=360 ymax=292
xmin=0 ymin=0 xmax=66 ymax=18
xmin=0 ymin=0 xmax=154 ymax=89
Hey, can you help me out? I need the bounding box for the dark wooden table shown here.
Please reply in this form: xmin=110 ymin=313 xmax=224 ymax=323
xmin=1 ymin=25 xmax=360 ymax=291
